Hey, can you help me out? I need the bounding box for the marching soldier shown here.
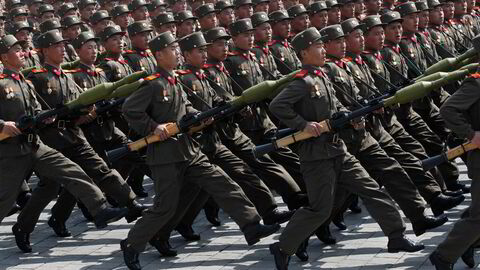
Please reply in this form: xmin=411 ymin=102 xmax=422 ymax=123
xmin=90 ymin=10 xmax=113 ymax=36
xmin=152 ymin=12 xmax=177 ymax=36
xmin=234 ymin=0 xmax=254 ymax=19
xmin=215 ymin=1 xmax=235 ymax=31
xmin=327 ymin=0 xmax=343 ymax=25
xmin=111 ymin=5 xmax=132 ymax=51
xmin=269 ymin=10 xmax=301 ymax=75
xmin=78 ymin=0 xmax=97 ymax=33
xmin=124 ymin=21 xmax=157 ymax=74
xmin=268 ymin=27 xmax=423 ymax=270
xmin=120 ymin=30 xmax=280 ymax=270
xmin=58 ymin=3 xmax=79 ymax=19
xmin=60 ymin=16 xmax=82 ymax=62
xmin=253 ymin=0 xmax=270 ymax=13
xmin=175 ymin=10 xmax=197 ymax=39
xmin=309 ymin=1 xmax=329 ymax=31
xmin=364 ymin=0 xmax=382 ymax=15
xmin=340 ymin=0 xmax=357 ymax=20
xmin=8 ymin=21 xmax=41 ymax=68
xmin=251 ymin=12 xmax=282 ymax=80
xmin=195 ymin=3 xmax=218 ymax=32
xmin=288 ymin=4 xmax=310 ymax=37
xmin=428 ymin=0 xmax=459 ymax=58
xmin=129 ymin=0 xmax=150 ymax=22
xmin=37 ymin=4 xmax=55 ymax=24
xmin=148 ymin=0 xmax=168 ymax=19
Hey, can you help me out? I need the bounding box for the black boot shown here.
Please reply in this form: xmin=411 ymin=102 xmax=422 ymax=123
xmin=48 ymin=216 xmax=71 ymax=237
xmin=12 ymin=223 xmax=32 ymax=253
xmin=149 ymin=238 xmax=178 ymax=257
xmin=315 ymin=223 xmax=336 ymax=245
xmin=387 ymin=236 xmax=424 ymax=253
xmin=430 ymin=194 xmax=465 ymax=216
xmin=127 ymin=171 xmax=148 ymax=198
xmin=120 ymin=239 xmax=141 ymax=270
xmin=7 ymin=203 xmax=21 ymax=217
xmin=125 ymin=201 xmax=148 ymax=223
xmin=348 ymin=196 xmax=362 ymax=214
xmin=295 ymin=238 xmax=309 ymax=262
xmin=447 ymin=182 xmax=470 ymax=194
xmin=461 ymin=246 xmax=475 ymax=268
xmin=204 ymin=198 xmax=221 ymax=226
xmin=443 ymin=190 xmax=463 ymax=197
xmin=429 ymin=251 xmax=453 ymax=270
xmin=94 ymin=207 xmax=129 ymax=229
xmin=77 ymin=201 xmax=94 ymax=221
xmin=269 ymin=242 xmax=290 ymax=270
xmin=332 ymin=213 xmax=347 ymax=230
xmin=176 ymin=223 xmax=200 ymax=241
xmin=263 ymin=208 xmax=295 ymax=225
xmin=411 ymin=214 xmax=448 ymax=236
xmin=243 ymin=222 xmax=280 ymax=246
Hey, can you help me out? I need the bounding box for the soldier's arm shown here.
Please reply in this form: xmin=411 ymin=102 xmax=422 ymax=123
xmin=97 ymin=62 xmax=115 ymax=82
xmin=440 ymin=78 xmax=480 ymax=140
xmin=269 ymin=79 xmax=309 ymax=130
xmin=122 ymin=82 xmax=158 ymax=136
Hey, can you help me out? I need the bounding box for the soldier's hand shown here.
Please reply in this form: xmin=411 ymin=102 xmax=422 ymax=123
xmin=154 ymin=124 xmax=171 ymax=141
xmin=1 ymin=121 xmax=21 ymax=136
xmin=303 ymin=122 xmax=323 ymax=137
xmin=471 ymin=131 xmax=480 ymax=147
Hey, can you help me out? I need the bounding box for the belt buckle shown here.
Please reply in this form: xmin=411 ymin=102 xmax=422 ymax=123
xmin=27 ymin=134 xmax=34 ymax=143
xmin=57 ymin=120 xmax=66 ymax=129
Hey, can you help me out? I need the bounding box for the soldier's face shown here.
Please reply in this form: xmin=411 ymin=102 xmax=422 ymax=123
xmin=132 ymin=7 xmax=149 ymax=21
xmin=178 ymin=19 xmax=196 ymax=38
xmin=94 ymin=19 xmax=112 ymax=35
xmin=328 ymin=7 xmax=341 ymax=24
xmin=0 ymin=20 xmax=5 ymax=37
xmin=4 ymin=44 xmax=25 ymax=69
xmin=292 ymin=14 xmax=310 ymax=33
xmin=341 ymin=3 xmax=356 ymax=19
xmin=454 ymin=0 xmax=468 ymax=14
xmin=273 ymin=20 xmax=291 ymax=38
xmin=64 ymin=25 xmax=81 ymax=40
xmin=310 ymin=11 xmax=328 ymax=29
xmin=402 ymin=13 xmax=419 ymax=33
xmin=233 ymin=31 xmax=254 ymax=50
xmin=284 ymin=0 xmax=299 ymax=9
xmin=325 ymin=37 xmax=346 ymax=58
xmin=365 ymin=0 xmax=381 ymax=13
xmin=269 ymin=0 xmax=284 ymax=12
xmin=29 ymin=3 xmax=41 ymax=16
xmin=430 ymin=6 xmax=444 ymax=24
xmin=185 ymin=46 xmax=207 ymax=68
xmin=385 ymin=22 xmax=403 ymax=44
xmin=355 ymin=0 xmax=365 ymax=15
xmin=207 ymin=39 xmax=229 ymax=61
xmin=13 ymin=15 xmax=28 ymax=23
xmin=131 ymin=31 xmax=151 ymax=50
xmin=200 ymin=13 xmax=218 ymax=30
xmin=158 ymin=23 xmax=177 ymax=37
xmin=346 ymin=29 xmax=364 ymax=53
xmin=81 ymin=4 xmax=97 ymax=20
xmin=114 ymin=13 xmax=131 ymax=29
xmin=15 ymin=30 xmax=33 ymax=48
xmin=443 ymin=2 xmax=455 ymax=19
xmin=303 ymin=42 xmax=326 ymax=66
xmin=254 ymin=22 xmax=272 ymax=43
xmin=364 ymin=26 xmax=384 ymax=50
xmin=254 ymin=3 xmax=269 ymax=14
xmin=44 ymin=42 xmax=66 ymax=65
xmin=172 ymin=0 xmax=188 ymax=13
xmin=236 ymin=5 xmax=254 ymax=19
xmin=418 ymin=11 xmax=429 ymax=29
xmin=41 ymin=12 xmax=55 ymax=23
xmin=104 ymin=34 xmax=124 ymax=54
xmin=157 ymin=42 xmax=178 ymax=70
xmin=78 ymin=40 xmax=98 ymax=65
xmin=218 ymin=8 xmax=235 ymax=26
xmin=467 ymin=0 xmax=476 ymax=10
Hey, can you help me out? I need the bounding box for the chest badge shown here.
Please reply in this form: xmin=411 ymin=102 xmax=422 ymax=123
xmin=163 ymin=89 xmax=169 ymax=101
xmin=5 ymin=87 xmax=14 ymax=99
xmin=47 ymin=82 xmax=52 ymax=94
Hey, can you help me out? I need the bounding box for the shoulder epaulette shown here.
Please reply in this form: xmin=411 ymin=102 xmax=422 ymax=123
xmin=145 ymin=73 xmax=161 ymax=81
xmin=32 ymin=68 xmax=47 ymax=73
xmin=0 ymin=74 xmax=7 ymax=79
xmin=175 ymin=69 xmax=192 ymax=75
xmin=294 ymin=69 xmax=308 ymax=78
xmin=203 ymin=63 xmax=215 ymax=69
xmin=343 ymin=57 xmax=353 ymax=62
xmin=124 ymin=50 xmax=135 ymax=54
xmin=468 ymin=72 xmax=480 ymax=78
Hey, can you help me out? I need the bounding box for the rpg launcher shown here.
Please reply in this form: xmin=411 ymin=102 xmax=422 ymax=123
xmin=253 ymin=68 xmax=475 ymax=158
xmin=20 ymin=59 xmax=81 ymax=76
xmin=106 ymin=70 xmax=301 ymax=163
xmin=421 ymin=142 xmax=478 ymax=171
xmin=0 ymin=71 xmax=147 ymax=141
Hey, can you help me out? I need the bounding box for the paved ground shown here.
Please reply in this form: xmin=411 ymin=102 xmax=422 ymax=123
xmin=0 ymin=159 xmax=477 ymax=270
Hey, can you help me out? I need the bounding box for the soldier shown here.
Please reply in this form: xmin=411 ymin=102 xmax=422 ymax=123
xmin=416 ymin=0 xmax=442 ymax=67
xmin=364 ymin=0 xmax=382 ymax=15
xmin=309 ymin=1 xmax=329 ymax=31
xmin=59 ymin=16 xmax=81 ymax=63
xmin=195 ymin=3 xmax=218 ymax=32
xmin=234 ymin=0 xmax=255 ymax=19
xmin=175 ymin=10 xmax=197 ymax=39
xmin=148 ymin=0 xmax=168 ymax=19
xmin=326 ymin=0 xmax=343 ymax=25
xmin=37 ymin=4 xmax=55 ymax=24
xmin=427 ymin=0 xmax=459 ymax=59
xmin=168 ymin=0 xmax=188 ymax=13
xmin=340 ymin=0 xmax=357 ymax=20
xmin=111 ymin=5 xmax=132 ymax=51
xmin=90 ymin=10 xmax=113 ymax=36
xmin=215 ymin=1 xmax=236 ymax=30
xmin=251 ymin=12 xmax=282 ymax=80
xmin=268 ymin=27 xmax=423 ymax=270
xmin=13 ymin=30 xmax=145 ymax=241
xmin=58 ymin=3 xmax=79 ymax=19
xmin=152 ymin=12 xmax=177 ymax=36
xmin=124 ymin=21 xmax=157 ymax=74
xmin=382 ymin=0 xmax=397 ymax=12
xmin=443 ymin=0 xmax=469 ymax=53
xmin=98 ymin=0 xmax=117 ymax=13
xmin=287 ymin=4 xmax=310 ymax=37
xmin=78 ymin=0 xmax=97 ymax=33
xmin=269 ymin=10 xmax=302 ymax=75
xmin=129 ymin=0 xmax=150 ymax=22
xmin=452 ymin=0 xmax=475 ymax=49
xmin=0 ymin=34 xmax=128 ymax=249
xmin=355 ymin=0 xmax=366 ymax=20
xmin=120 ymin=31 xmax=280 ymax=270
xmin=430 ymin=36 xmax=480 ymax=270
xmin=254 ymin=0 xmax=270 ymax=13
xmin=8 ymin=21 xmax=41 ymax=68
xmin=0 ymin=13 xmax=6 ymax=38
xmin=10 ymin=7 xmax=29 ymax=24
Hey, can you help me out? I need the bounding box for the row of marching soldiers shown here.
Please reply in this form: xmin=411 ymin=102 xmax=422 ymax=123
xmin=0 ymin=0 xmax=479 ymax=269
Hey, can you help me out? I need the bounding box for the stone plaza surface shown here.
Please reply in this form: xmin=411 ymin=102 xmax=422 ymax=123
xmin=0 ymin=159 xmax=477 ymax=269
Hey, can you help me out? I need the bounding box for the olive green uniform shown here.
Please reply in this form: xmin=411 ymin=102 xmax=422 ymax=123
xmin=123 ymin=48 xmax=157 ymax=74
xmin=269 ymin=36 xmax=302 ymax=75
xmin=270 ymin=64 xmax=406 ymax=255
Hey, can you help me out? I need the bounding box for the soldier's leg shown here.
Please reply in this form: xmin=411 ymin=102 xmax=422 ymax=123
xmin=355 ymin=134 xmax=427 ymax=222
xmin=208 ymin=145 xmax=277 ymax=216
xmin=63 ymin=142 xmax=136 ymax=206
xmin=0 ymin=156 xmax=32 ymax=222
xmin=414 ymin=101 xmax=450 ymax=141
xmin=176 ymin=190 xmax=211 ymax=230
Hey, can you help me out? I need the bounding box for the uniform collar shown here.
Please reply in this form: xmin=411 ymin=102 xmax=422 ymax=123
xmin=156 ymin=67 xmax=177 ymax=85
xmin=133 ymin=47 xmax=149 ymax=56
xmin=302 ymin=64 xmax=325 ymax=77
xmin=79 ymin=62 xmax=99 ymax=76
xmin=326 ymin=54 xmax=345 ymax=68
xmin=185 ymin=64 xmax=206 ymax=80
xmin=3 ymin=68 xmax=24 ymax=81
xmin=346 ymin=51 xmax=364 ymax=65
xmin=44 ymin=63 xmax=63 ymax=76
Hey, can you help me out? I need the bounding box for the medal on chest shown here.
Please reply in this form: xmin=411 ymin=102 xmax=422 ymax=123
xmin=5 ymin=87 xmax=14 ymax=99
xmin=47 ymin=82 xmax=53 ymax=94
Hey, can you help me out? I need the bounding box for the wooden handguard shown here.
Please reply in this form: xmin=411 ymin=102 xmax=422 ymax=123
xmin=446 ymin=142 xmax=479 ymax=160
xmin=276 ymin=120 xmax=331 ymax=148
xmin=126 ymin=123 xmax=180 ymax=152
